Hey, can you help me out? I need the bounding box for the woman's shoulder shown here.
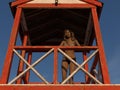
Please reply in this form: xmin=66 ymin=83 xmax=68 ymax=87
xmin=62 ymin=40 xmax=66 ymax=43
xmin=73 ymin=38 xmax=79 ymax=41
xmin=73 ymin=39 xmax=80 ymax=46
xmin=60 ymin=40 xmax=66 ymax=46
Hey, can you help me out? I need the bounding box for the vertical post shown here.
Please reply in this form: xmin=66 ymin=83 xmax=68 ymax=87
xmin=53 ymin=47 xmax=58 ymax=84
xmin=16 ymin=32 xmax=28 ymax=84
xmin=86 ymin=53 xmax=99 ymax=83
xmin=91 ymin=7 xmax=110 ymax=84
xmin=83 ymin=52 xmax=88 ymax=83
xmin=1 ymin=7 xmax=22 ymax=84
xmin=24 ymin=51 xmax=32 ymax=84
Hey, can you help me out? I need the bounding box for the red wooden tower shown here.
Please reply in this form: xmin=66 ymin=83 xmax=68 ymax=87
xmin=0 ymin=0 xmax=120 ymax=90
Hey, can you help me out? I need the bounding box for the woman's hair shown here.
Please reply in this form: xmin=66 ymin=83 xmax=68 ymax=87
xmin=63 ymin=29 xmax=76 ymax=41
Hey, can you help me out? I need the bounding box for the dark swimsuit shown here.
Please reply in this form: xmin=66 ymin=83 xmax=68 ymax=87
xmin=63 ymin=58 xmax=76 ymax=64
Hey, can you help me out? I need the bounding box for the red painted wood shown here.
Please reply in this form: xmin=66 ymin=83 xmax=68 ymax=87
xmin=24 ymin=52 xmax=32 ymax=83
xmin=16 ymin=31 xmax=28 ymax=84
xmin=11 ymin=0 xmax=32 ymax=7
xmin=14 ymin=46 xmax=98 ymax=52
xmin=86 ymin=53 xmax=99 ymax=83
xmin=53 ymin=48 xmax=58 ymax=84
xmin=18 ymin=3 xmax=95 ymax=8
xmin=0 ymin=85 xmax=120 ymax=90
xmin=1 ymin=1 xmax=114 ymax=90
xmin=82 ymin=0 xmax=103 ymax=7
xmin=12 ymin=0 xmax=102 ymax=7
xmin=83 ymin=52 xmax=89 ymax=83
xmin=0 ymin=8 xmax=22 ymax=84
xmin=91 ymin=7 xmax=110 ymax=84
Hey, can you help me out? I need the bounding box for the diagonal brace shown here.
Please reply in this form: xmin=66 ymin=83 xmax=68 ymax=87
xmin=11 ymin=0 xmax=33 ymax=7
xmin=58 ymin=49 xmax=102 ymax=84
xmin=8 ymin=48 xmax=54 ymax=84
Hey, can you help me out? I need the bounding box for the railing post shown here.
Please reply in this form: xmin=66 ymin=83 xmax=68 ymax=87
xmin=24 ymin=51 xmax=32 ymax=84
xmin=83 ymin=51 xmax=89 ymax=83
xmin=53 ymin=47 xmax=58 ymax=84
xmin=91 ymin=7 xmax=110 ymax=83
xmin=16 ymin=32 xmax=28 ymax=84
xmin=0 ymin=7 xmax=22 ymax=84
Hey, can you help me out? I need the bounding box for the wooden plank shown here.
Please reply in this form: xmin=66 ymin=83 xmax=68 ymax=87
xmin=0 ymin=84 xmax=120 ymax=90
xmin=14 ymin=46 xmax=98 ymax=52
xmin=0 ymin=8 xmax=22 ymax=84
xmin=82 ymin=0 xmax=103 ymax=7
xmin=11 ymin=0 xmax=32 ymax=7
xmin=27 ymin=0 xmax=86 ymax=4
xmin=91 ymin=7 xmax=110 ymax=83
xmin=16 ymin=29 xmax=28 ymax=84
xmin=18 ymin=3 xmax=95 ymax=8
xmin=53 ymin=48 xmax=58 ymax=84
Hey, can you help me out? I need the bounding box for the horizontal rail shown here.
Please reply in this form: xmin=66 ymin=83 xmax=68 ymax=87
xmin=14 ymin=46 xmax=98 ymax=52
xmin=5 ymin=46 xmax=99 ymax=85
xmin=59 ymin=49 xmax=102 ymax=84
xmin=0 ymin=84 xmax=120 ymax=90
xmin=0 ymin=84 xmax=120 ymax=86
xmin=8 ymin=48 xmax=54 ymax=84
xmin=18 ymin=3 xmax=95 ymax=8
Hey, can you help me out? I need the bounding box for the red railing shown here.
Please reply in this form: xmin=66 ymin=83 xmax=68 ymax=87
xmin=6 ymin=46 xmax=100 ymax=84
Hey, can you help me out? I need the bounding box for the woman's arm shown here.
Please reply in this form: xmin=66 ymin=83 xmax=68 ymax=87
xmin=75 ymin=39 xmax=80 ymax=46
xmin=60 ymin=41 xmax=65 ymax=46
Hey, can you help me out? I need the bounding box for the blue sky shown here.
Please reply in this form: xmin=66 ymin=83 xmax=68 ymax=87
xmin=0 ymin=0 xmax=120 ymax=84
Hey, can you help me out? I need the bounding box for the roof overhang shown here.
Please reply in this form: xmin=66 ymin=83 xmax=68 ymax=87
xmin=9 ymin=0 xmax=103 ymax=46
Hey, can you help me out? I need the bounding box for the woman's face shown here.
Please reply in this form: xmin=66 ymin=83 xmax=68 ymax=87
xmin=64 ymin=30 xmax=71 ymax=38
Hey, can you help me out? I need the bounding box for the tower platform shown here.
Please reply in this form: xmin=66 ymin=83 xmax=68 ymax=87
xmin=0 ymin=84 xmax=120 ymax=90
xmin=0 ymin=0 xmax=120 ymax=90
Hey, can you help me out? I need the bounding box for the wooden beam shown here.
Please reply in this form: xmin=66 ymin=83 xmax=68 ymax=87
xmin=16 ymin=32 xmax=28 ymax=84
xmin=91 ymin=7 xmax=110 ymax=83
xmin=29 ymin=18 xmax=83 ymax=40
xmin=86 ymin=53 xmax=99 ymax=83
xmin=24 ymin=52 xmax=32 ymax=84
xmin=83 ymin=52 xmax=89 ymax=83
xmin=21 ymin=11 xmax=31 ymax=45
xmin=11 ymin=0 xmax=32 ymax=7
xmin=0 ymin=84 xmax=120 ymax=90
xmin=81 ymin=0 xmax=103 ymax=7
xmin=0 ymin=8 xmax=22 ymax=84
xmin=14 ymin=46 xmax=98 ymax=52
xmin=26 ymin=9 xmax=49 ymax=19
xmin=53 ymin=48 xmax=58 ymax=84
xmin=63 ymin=9 xmax=88 ymax=20
xmin=84 ymin=13 xmax=93 ymax=45
xmin=19 ymin=3 xmax=95 ymax=8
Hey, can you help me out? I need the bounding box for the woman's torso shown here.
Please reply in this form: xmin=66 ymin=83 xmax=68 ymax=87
xmin=62 ymin=40 xmax=76 ymax=59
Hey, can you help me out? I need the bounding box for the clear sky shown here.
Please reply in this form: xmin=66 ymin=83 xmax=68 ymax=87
xmin=0 ymin=0 xmax=120 ymax=84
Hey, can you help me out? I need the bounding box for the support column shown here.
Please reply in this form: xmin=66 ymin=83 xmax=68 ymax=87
xmin=1 ymin=7 xmax=22 ymax=84
xmin=87 ymin=53 xmax=99 ymax=83
xmin=53 ymin=47 xmax=58 ymax=84
xmin=16 ymin=32 xmax=28 ymax=84
xmin=91 ymin=7 xmax=110 ymax=84
xmin=24 ymin=51 xmax=32 ymax=84
xmin=83 ymin=52 xmax=88 ymax=83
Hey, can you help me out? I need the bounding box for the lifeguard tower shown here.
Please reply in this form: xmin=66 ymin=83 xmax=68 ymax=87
xmin=0 ymin=0 xmax=120 ymax=90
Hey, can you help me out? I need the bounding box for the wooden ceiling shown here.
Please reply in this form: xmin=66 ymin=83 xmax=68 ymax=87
xmin=22 ymin=8 xmax=91 ymax=45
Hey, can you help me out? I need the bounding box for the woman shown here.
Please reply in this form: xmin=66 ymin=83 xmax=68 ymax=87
xmin=60 ymin=29 xmax=80 ymax=84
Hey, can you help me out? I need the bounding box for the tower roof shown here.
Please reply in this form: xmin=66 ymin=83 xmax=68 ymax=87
xmin=10 ymin=0 xmax=103 ymax=46
xmin=27 ymin=0 xmax=86 ymax=4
